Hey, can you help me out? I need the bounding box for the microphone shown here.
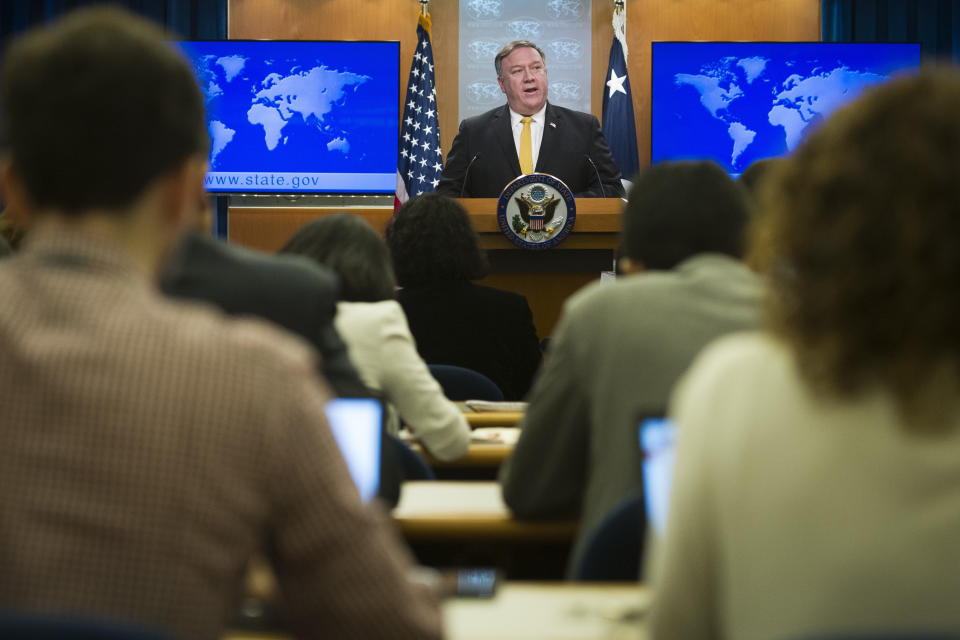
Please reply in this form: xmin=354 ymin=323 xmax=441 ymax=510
xmin=584 ymin=154 xmax=606 ymax=198
xmin=461 ymin=153 xmax=481 ymax=198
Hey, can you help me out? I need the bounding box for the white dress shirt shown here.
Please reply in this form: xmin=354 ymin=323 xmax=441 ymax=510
xmin=509 ymin=104 xmax=546 ymax=173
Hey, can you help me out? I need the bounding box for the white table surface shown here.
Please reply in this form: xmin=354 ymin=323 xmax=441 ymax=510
xmin=444 ymin=582 xmax=650 ymax=640
xmin=394 ymin=481 xmax=510 ymax=519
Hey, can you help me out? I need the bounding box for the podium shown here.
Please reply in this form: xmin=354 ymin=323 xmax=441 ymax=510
xmin=227 ymin=197 xmax=623 ymax=337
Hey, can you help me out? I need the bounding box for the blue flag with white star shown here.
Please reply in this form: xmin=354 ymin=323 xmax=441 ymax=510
xmin=601 ymin=8 xmax=639 ymax=183
xmin=396 ymin=11 xmax=442 ymax=209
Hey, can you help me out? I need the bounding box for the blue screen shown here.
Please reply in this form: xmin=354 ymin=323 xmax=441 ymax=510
xmin=175 ymin=41 xmax=399 ymax=194
xmin=651 ymin=42 xmax=921 ymax=177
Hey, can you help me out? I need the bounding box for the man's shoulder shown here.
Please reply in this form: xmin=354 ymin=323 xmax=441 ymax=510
xmin=155 ymin=293 xmax=319 ymax=379
xmin=459 ymin=104 xmax=509 ymax=128
xmin=171 ymin=234 xmax=337 ymax=291
xmin=546 ymin=102 xmax=597 ymax=126
xmin=563 ymin=259 xmax=757 ymax=320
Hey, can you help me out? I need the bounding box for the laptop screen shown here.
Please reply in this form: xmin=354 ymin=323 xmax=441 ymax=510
xmin=639 ymin=417 xmax=677 ymax=536
xmin=325 ymin=398 xmax=382 ymax=503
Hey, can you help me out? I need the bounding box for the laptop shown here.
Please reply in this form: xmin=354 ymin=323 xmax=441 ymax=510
xmin=639 ymin=417 xmax=677 ymax=536
xmin=325 ymin=398 xmax=382 ymax=503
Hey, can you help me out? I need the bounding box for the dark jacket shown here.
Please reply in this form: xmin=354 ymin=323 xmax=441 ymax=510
xmin=397 ymin=281 xmax=542 ymax=401
xmin=436 ymin=102 xmax=624 ymax=198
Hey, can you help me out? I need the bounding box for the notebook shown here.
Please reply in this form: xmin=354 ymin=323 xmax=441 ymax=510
xmin=325 ymin=398 xmax=382 ymax=503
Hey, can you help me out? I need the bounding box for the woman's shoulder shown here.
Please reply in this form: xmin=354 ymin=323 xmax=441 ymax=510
xmin=336 ymin=299 xmax=407 ymax=332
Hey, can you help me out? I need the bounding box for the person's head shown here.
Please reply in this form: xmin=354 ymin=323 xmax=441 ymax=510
xmin=386 ymin=193 xmax=489 ymax=288
xmin=618 ymin=160 xmax=749 ymax=273
xmin=279 ymin=214 xmax=396 ymax=302
xmin=738 ymin=157 xmax=787 ymax=273
xmin=738 ymin=157 xmax=785 ymax=200
xmin=764 ymin=69 xmax=960 ymax=424
xmin=495 ymin=40 xmax=548 ymax=116
xmin=0 ymin=7 xmax=209 ymax=250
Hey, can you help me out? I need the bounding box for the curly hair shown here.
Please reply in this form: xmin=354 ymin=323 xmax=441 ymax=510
xmin=279 ymin=214 xmax=396 ymax=302
xmin=762 ymin=69 xmax=960 ymax=425
xmin=385 ymin=193 xmax=489 ymax=287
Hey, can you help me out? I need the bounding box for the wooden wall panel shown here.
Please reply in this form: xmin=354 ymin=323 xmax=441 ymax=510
xmin=230 ymin=0 xmax=818 ymax=168
xmin=625 ymin=0 xmax=820 ymax=167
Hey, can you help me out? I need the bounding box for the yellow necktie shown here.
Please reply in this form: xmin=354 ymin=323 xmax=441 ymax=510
xmin=519 ymin=116 xmax=533 ymax=174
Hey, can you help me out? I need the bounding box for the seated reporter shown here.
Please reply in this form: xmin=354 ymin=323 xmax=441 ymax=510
xmin=650 ymin=70 xmax=960 ymax=638
xmin=280 ymin=214 xmax=470 ymax=461
xmin=499 ymin=160 xmax=762 ymax=578
xmin=387 ymin=194 xmax=542 ymax=401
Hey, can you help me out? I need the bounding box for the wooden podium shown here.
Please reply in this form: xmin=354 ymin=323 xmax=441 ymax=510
xmin=227 ymin=197 xmax=623 ymax=337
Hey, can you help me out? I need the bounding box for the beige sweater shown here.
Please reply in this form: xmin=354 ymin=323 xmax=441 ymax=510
xmin=335 ymin=300 xmax=470 ymax=461
xmin=650 ymin=333 xmax=960 ymax=639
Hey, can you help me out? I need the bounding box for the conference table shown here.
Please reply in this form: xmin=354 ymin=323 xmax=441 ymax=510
xmin=406 ymin=405 xmax=523 ymax=477
xmin=393 ymin=481 xmax=577 ymax=542
xmin=409 ymin=426 xmax=519 ymax=471
xmin=394 ymin=480 xmax=578 ymax=581
xmin=225 ymin=581 xmax=650 ymax=640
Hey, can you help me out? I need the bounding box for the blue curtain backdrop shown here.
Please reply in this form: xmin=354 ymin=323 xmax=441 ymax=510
xmin=0 ymin=0 xmax=229 ymax=235
xmin=821 ymin=0 xmax=960 ymax=62
xmin=1 ymin=1 xmax=227 ymax=43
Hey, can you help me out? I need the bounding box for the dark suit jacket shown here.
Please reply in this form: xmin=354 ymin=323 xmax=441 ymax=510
xmin=397 ymin=281 xmax=542 ymax=401
xmin=161 ymin=233 xmax=368 ymax=398
xmin=436 ymin=103 xmax=624 ymax=198
xmin=161 ymin=234 xmax=404 ymax=506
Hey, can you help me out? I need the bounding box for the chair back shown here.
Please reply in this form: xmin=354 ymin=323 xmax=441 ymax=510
xmin=574 ymin=492 xmax=646 ymax=581
xmin=428 ymin=364 xmax=504 ymax=401
xmin=386 ymin=433 xmax=436 ymax=481
xmin=0 ymin=612 xmax=175 ymax=639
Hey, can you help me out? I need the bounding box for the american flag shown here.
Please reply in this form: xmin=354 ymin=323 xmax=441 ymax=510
xmin=395 ymin=10 xmax=442 ymax=210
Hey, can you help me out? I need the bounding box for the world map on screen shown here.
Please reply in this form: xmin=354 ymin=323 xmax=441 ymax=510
xmin=175 ymin=41 xmax=399 ymax=193
xmin=194 ymin=53 xmax=369 ymax=168
xmin=652 ymin=43 xmax=921 ymax=176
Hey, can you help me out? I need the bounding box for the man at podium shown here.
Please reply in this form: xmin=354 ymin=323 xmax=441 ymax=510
xmin=437 ymin=40 xmax=625 ymax=199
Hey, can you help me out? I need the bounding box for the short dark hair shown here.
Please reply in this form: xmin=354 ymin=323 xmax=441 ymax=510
xmin=0 ymin=7 xmax=209 ymax=215
xmin=494 ymin=41 xmax=546 ymax=78
xmin=619 ymin=160 xmax=749 ymax=270
xmin=279 ymin=214 xmax=396 ymax=303
xmin=764 ymin=69 xmax=960 ymax=424
xmin=386 ymin=193 xmax=489 ymax=287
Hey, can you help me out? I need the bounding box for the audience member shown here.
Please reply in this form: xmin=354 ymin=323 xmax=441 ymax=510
xmin=0 ymin=9 xmax=440 ymax=639
xmin=161 ymin=212 xmax=370 ymax=400
xmin=500 ymin=160 xmax=762 ymax=577
xmin=650 ymin=70 xmax=960 ymax=638
xmin=387 ymin=193 xmax=542 ymax=400
xmin=280 ymin=214 xmax=470 ymax=461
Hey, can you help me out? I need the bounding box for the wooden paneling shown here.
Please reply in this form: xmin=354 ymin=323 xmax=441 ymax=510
xmin=229 ymin=0 xmax=460 ymax=165
xmin=229 ymin=0 xmax=819 ymax=168
xmin=229 ymin=208 xmax=392 ymax=251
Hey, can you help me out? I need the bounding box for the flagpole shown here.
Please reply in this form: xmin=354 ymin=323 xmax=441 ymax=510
xmin=420 ymin=0 xmax=429 ymax=17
